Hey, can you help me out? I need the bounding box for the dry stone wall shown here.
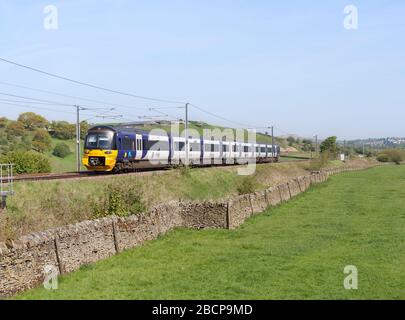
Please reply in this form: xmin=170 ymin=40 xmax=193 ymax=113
xmin=250 ymin=191 xmax=268 ymax=215
xmin=0 ymin=164 xmax=377 ymax=297
xmin=227 ymin=195 xmax=252 ymax=229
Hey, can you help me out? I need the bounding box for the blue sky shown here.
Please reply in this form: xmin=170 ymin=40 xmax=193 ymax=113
xmin=0 ymin=0 xmax=404 ymax=139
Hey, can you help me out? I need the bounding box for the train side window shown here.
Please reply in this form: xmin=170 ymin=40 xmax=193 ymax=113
xmin=190 ymin=143 xmax=200 ymax=152
xmin=136 ymin=139 xmax=142 ymax=151
xmin=123 ymin=136 xmax=134 ymax=150
xmin=175 ymin=142 xmax=185 ymax=151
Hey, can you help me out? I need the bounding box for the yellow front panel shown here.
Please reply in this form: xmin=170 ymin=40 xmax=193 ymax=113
xmin=82 ymin=150 xmax=118 ymax=171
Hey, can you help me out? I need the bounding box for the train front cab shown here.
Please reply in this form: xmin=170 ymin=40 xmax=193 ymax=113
xmin=82 ymin=127 xmax=118 ymax=172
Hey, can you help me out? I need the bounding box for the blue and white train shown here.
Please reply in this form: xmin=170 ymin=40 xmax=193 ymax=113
xmin=82 ymin=125 xmax=280 ymax=172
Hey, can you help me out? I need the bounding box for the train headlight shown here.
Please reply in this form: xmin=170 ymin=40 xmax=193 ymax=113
xmin=105 ymin=151 xmax=112 ymax=155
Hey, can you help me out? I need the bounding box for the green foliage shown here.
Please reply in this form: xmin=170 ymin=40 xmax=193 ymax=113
xmin=50 ymin=121 xmax=76 ymax=140
xmin=301 ymin=139 xmax=314 ymax=152
xmin=53 ymin=142 xmax=71 ymax=158
xmin=307 ymin=151 xmax=330 ymax=171
xmin=179 ymin=165 xmax=191 ymax=177
xmin=6 ymin=121 xmax=25 ymax=137
xmin=320 ymin=136 xmax=337 ymax=156
xmin=286 ymin=136 xmax=296 ymax=146
xmin=0 ymin=151 xmax=51 ymax=173
xmin=32 ymin=129 xmax=52 ymax=153
xmin=80 ymin=121 xmax=90 ymax=140
xmin=92 ymin=179 xmax=145 ymax=219
xmin=236 ymin=176 xmax=257 ymax=195
xmin=17 ymin=112 xmax=49 ymax=131
xmin=376 ymin=153 xmax=390 ymax=163
xmin=0 ymin=117 xmax=8 ymax=128
xmin=377 ymin=149 xmax=405 ymax=164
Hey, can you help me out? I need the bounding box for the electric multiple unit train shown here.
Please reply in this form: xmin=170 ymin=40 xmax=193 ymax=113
xmin=82 ymin=125 xmax=280 ymax=172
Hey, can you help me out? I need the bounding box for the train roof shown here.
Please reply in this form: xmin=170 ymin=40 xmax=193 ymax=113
xmin=88 ymin=125 xmax=280 ymax=146
xmin=88 ymin=125 xmax=149 ymax=135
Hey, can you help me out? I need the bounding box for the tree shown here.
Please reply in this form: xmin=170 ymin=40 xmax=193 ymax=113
xmin=32 ymin=129 xmax=52 ymax=153
xmin=320 ymin=136 xmax=338 ymax=156
xmin=0 ymin=117 xmax=8 ymax=128
xmin=18 ymin=112 xmax=49 ymax=131
xmin=53 ymin=142 xmax=71 ymax=158
xmin=50 ymin=121 xmax=76 ymax=140
xmin=287 ymin=136 xmax=296 ymax=146
xmin=6 ymin=121 xmax=26 ymax=137
xmin=301 ymin=139 xmax=313 ymax=152
xmin=80 ymin=121 xmax=90 ymax=139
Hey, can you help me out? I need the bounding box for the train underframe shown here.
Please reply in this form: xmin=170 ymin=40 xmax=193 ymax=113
xmin=109 ymin=156 xmax=280 ymax=173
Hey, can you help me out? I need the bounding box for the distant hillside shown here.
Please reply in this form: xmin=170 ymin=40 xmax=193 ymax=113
xmin=345 ymin=138 xmax=405 ymax=149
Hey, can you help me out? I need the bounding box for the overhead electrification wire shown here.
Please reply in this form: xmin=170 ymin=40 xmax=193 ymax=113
xmin=0 ymin=80 xmax=161 ymax=111
xmin=0 ymin=57 xmax=270 ymax=130
xmin=0 ymin=57 xmax=186 ymax=105
xmin=0 ymin=91 xmax=73 ymax=106
xmin=0 ymin=101 xmax=82 ymax=115
xmin=189 ymin=103 xmax=258 ymax=129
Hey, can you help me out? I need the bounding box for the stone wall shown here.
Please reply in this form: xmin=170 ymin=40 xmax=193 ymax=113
xmin=56 ymin=218 xmax=116 ymax=274
xmin=180 ymin=201 xmax=229 ymax=229
xmin=287 ymin=179 xmax=301 ymax=198
xmin=0 ymin=164 xmax=377 ymax=297
xmin=0 ymin=231 xmax=58 ymax=297
xmin=250 ymin=191 xmax=268 ymax=214
xmin=278 ymin=183 xmax=291 ymax=202
xmin=227 ymin=194 xmax=252 ymax=229
xmin=265 ymin=187 xmax=282 ymax=207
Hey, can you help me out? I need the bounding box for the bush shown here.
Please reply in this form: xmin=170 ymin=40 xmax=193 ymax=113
xmin=53 ymin=142 xmax=71 ymax=158
xmin=50 ymin=121 xmax=75 ymax=140
xmin=307 ymin=151 xmax=330 ymax=171
xmin=377 ymin=149 xmax=405 ymax=165
xmin=0 ymin=151 xmax=51 ymax=173
xmin=92 ymin=179 xmax=145 ymax=219
xmin=320 ymin=136 xmax=338 ymax=157
xmin=32 ymin=129 xmax=52 ymax=153
xmin=237 ymin=176 xmax=257 ymax=195
xmin=376 ymin=154 xmax=390 ymax=163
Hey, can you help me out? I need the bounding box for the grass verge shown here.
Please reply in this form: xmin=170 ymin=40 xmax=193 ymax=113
xmin=17 ymin=165 xmax=405 ymax=300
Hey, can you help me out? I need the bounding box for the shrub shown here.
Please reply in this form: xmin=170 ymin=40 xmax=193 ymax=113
xmin=376 ymin=154 xmax=390 ymax=163
xmin=32 ymin=129 xmax=52 ymax=153
xmin=237 ymin=176 xmax=257 ymax=195
xmin=53 ymin=142 xmax=71 ymax=158
xmin=50 ymin=121 xmax=75 ymax=140
xmin=6 ymin=121 xmax=25 ymax=137
xmin=92 ymin=179 xmax=145 ymax=219
xmin=320 ymin=136 xmax=338 ymax=156
xmin=307 ymin=151 xmax=330 ymax=171
xmin=0 ymin=151 xmax=51 ymax=173
xmin=377 ymin=149 xmax=405 ymax=165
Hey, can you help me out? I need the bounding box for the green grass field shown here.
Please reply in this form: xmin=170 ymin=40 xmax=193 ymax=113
xmin=46 ymin=138 xmax=85 ymax=173
xmin=18 ymin=165 xmax=405 ymax=300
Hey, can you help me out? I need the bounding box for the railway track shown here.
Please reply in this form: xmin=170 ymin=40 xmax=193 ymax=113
xmin=7 ymin=168 xmax=170 ymax=183
xmin=9 ymin=172 xmax=96 ymax=182
xmin=6 ymin=157 xmax=309 ymax=183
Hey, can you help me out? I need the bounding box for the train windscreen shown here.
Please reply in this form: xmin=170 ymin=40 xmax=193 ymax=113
xmin=85 ymin=132 xmax=115 ymax=150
